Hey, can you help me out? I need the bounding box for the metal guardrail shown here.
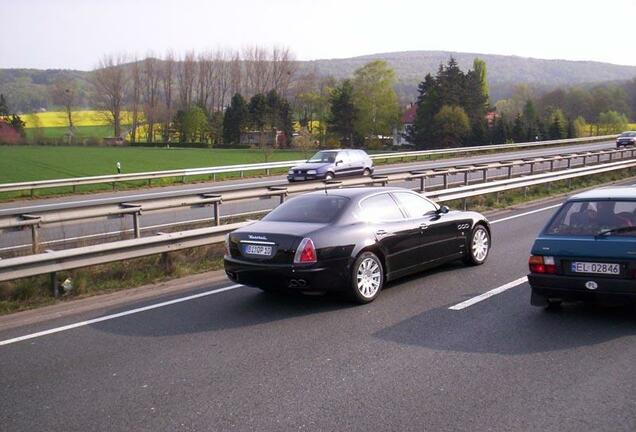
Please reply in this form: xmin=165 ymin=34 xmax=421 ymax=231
xmin=0 ymin=135 xmax=617 ymax=196
xmin=1 ymin=147 xmax=633 ymax=254
xmin=1 ymin=155 xmax=635 ymax=286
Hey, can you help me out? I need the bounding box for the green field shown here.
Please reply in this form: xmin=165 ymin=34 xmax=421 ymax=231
xmin=25 ymin=125 xmax=114 ymax=140
xmin=0 ymin=146 xmax=308 ymax=182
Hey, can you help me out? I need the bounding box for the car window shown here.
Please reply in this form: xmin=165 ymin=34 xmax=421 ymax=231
xmin=337 ymin=151 xmax=349 ymax=164
xmin=263 ymin=195 xmax=349 ymax=223
xmin=393 ymin=192 xmax=438 ymax=218
xmin=545 ymin=200 xmax=636 ymax=236
xmin=359 ymin=193 xmax=404 ymax=221
xmin=307 ymin=151 xmax=337 ymax=163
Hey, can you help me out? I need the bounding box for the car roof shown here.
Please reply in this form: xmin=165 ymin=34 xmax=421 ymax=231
xmin=303 ymin=186 xmax=412 ymax=199
xmin=569 ymin=186 xmax=636 ymax=201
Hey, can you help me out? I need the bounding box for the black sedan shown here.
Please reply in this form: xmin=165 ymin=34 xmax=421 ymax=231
xmin=224 ymin=187 xmax=491 ymax=303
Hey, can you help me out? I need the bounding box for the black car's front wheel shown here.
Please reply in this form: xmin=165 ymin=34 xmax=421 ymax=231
xmin=464 ymin=224 xmax=490 ymax=265
xmin=350 ymin=251 xmax=384 ymax=304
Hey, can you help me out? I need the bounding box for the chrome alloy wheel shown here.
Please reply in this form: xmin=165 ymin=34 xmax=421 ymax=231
xmin=471 ymin=228 xmax=489 ymax=262
xmin=356 ymin=257 xmax=382 ymax=298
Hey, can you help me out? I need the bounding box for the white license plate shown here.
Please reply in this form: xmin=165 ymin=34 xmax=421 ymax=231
xmin=294 ymin=176 xmax=305 ymax=181
xmin=571 ymin=262 xmax=620 ymax=275
xmin=244 ymin=244 xmax=273 ymax=256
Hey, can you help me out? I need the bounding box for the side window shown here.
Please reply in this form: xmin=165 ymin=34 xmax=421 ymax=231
xmin=393 ymin=192 xmax=438 ymax=218
xmin=359 ymin=193 xmax=404 ymax=222
xmin=338 ymin=151 xmax=349 ymax=164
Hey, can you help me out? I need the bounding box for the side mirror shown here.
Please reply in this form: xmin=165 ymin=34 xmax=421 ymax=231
xmin=437 ymin=205 xmax=450 ymax=215
xmin=336 ymin=160 xmax=343 ymax=166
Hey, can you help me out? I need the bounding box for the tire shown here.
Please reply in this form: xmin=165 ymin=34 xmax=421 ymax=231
xmin=463 ymin=224 xmax=490 ymax=265
xmin=325 ymin=172 xmax=335 ymax=181
xmin=349 ymin=251 xmax=384 ymax=304
xmin=363 ymin=168 xmax=371 ymax=177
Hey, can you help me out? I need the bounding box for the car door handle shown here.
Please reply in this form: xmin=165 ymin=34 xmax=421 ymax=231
xmin=420 ymin=223 xmax=429 ymax=230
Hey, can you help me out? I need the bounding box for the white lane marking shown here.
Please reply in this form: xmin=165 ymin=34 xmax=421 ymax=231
xmin=0 ymin=284 xmax=243 ymax=347
xmin=449 ymin=276 xmax=528 ymax=310
xmin=490 ymin=204 xmax=561 ymax=224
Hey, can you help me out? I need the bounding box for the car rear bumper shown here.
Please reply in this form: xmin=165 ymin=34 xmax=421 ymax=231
xmin=528 ymin=273 xmax=636 ymax=305
xmin=224 ymin=256 xmax=350 ymax=292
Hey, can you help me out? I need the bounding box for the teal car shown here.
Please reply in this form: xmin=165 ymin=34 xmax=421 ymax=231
xmin=528 ymin=187 xmax=636 ymax=307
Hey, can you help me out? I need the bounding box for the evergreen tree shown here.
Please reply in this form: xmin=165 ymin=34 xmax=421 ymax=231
xmin=410 ymin=57 xmax=488 ymax=148
xmin=222 ymin=93 xmax=248 ymax=145
xmin=248 ymin=93 xmax=268 ymax=130
xmin=327 ymin=79 xmax=357 ymax=145
xmin=548 ymin=109 xmax=567 ymax=139
xmin=512 ymin=113 xmax=525 ymax=143
xmin=0 ymin=94 xmax=9 ymax=117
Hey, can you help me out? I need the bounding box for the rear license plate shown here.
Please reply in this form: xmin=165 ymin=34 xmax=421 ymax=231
xmin=571 ymin=261 xmax=620 ymax=275
xmin=244 ymin=244 xmax=273 ymax=256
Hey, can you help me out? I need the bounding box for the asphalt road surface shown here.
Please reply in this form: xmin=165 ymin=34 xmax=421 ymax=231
xmin=1 ymin=196 xmax=635 ymax=431
xmin=0 ymin=140 xmax=617 ymax=254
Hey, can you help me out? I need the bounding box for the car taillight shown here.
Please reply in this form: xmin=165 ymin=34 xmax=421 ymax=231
xmin=529 ymin=255 xmax=557 ymax=274
xmin=294 ymin=238 xmax=317 ymax=264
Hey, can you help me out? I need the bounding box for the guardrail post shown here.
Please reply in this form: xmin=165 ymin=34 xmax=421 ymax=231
xmin=583 ymin=155 xmax=588 ymax=166
xmin=530 ymin=162 xmax=535 ymax=175
xmin=266 ymin=168 xmax=271 ymax=176
xmin=213 ymin=202 xmax=221 ymax=226
xmin=482 ymin=168 xmax=488 ymax=183
xmin=443 ymin=173 xmax=448 ymax=189
xmin=50 ymin=272 xmax=60 ymax=298
xmin=507 ymin=166 xmax=513 ymax=179
xmin=567 ymin=157 xmax=572 ymax=169
xmin=420 ymin=177 xmax=426 ymax=192
xmin=28 ymin=225 xmax=40 ymax=254
xmin=30 ymin=188 xmax=35 ymax=199
xmin=132 ymin=212 xmax=141 ymax=238
xmin=464 ymin=172 xmax=470 ymax=185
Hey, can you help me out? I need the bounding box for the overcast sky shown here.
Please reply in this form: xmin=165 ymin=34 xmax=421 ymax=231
xmin=1 ymin=0 xmax=635 ymax=70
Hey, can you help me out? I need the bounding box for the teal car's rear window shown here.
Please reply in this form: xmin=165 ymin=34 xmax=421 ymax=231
xmin=546 ymin=200 xmax=636 ymax=236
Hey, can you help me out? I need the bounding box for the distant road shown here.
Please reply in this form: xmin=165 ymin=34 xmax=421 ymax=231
xmin=0 ymin=140 xmax=615 ymax=253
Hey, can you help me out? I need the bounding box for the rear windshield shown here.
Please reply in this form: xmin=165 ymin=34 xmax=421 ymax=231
xmin=263 ymin=195 xmax=349 ymax=223
xmin=545 ymin=200 xmax=636 ymax=236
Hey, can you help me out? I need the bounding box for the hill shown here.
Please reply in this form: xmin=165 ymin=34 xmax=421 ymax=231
xmin=300 ymin=51 xmax=636 ymax=101
xmin=2 ymin=51 xmax=636 ymax=111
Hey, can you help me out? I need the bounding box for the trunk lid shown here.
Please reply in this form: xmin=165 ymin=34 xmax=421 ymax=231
xmin=229 ymin=221 xmax=325 ymax=264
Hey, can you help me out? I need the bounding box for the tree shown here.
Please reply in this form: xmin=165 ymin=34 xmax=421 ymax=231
xmin=248 ymin=93 xmax=268 ymax=130
xmin=433 ymin=105 xmax=470 ymax=147
xmin=548 ymin=109 xmax=567 ymax=139
xmin=142 ymin=56 xmax=161 ymax=143
xmin=91 ymin=54 xmax=129 ymax=138
xmin=473 ymin=58 xmax=489 ymax=104
xmin=351 ymin=60 xmax=400 ymax=142
xmin=0 ymin=94 xmax=8 ymax=116
xmin=327 ymin=79 xmax=357 ymax=145
xmin=410 ymin=57 xmax=488 ymax=148
xmin=183 ymin=106 xmax=209 ymax=143
xmin=598 ymin=110 xmax=629 ymax=133
xmin=50 ymin=78 xmax=77 ymax=130
xmin=222 ymin=93 xmax=248 ymax=145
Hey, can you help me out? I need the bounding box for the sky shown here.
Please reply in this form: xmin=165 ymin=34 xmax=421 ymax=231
xmin=1 ymin=0 xmax=635 ymax=70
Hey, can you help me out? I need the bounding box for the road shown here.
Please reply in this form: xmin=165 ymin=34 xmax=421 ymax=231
xmin=1 ymin=196 xmax=635 ymax=431
xmin=0 ymin=140 xmax=617 ymax=254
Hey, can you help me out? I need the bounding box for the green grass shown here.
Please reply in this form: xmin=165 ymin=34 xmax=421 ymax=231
xmin=25 ymin=125 xmax=114 ymax=140
xmin=0 ymin=145 xmax=309 ymax=199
